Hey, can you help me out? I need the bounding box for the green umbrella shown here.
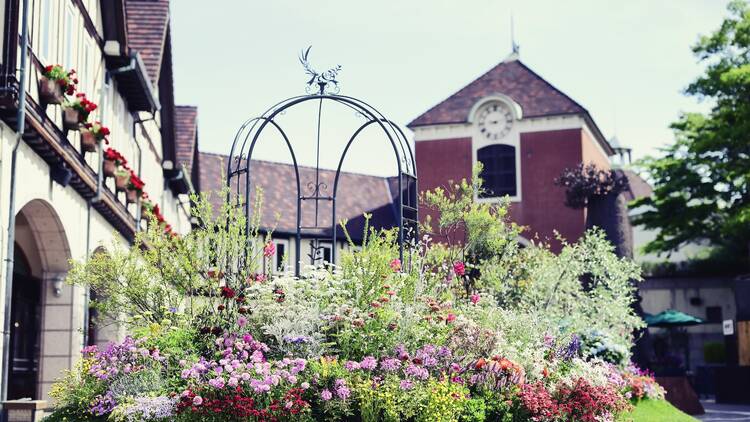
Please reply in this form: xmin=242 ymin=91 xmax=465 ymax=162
xmin=644 ymin=309 xmax=704 ymax=327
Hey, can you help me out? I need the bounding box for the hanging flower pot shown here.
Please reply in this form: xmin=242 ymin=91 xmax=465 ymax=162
xmin=126 ymin=171 xmax=145 ymax=204
xmin=125 ymin=188 xmax=139 ymax=204
xmin=80 ymin=122 xmax=109 ymax=154
xmin=39 ymin=65 xmax=76 ymax=105
xmin=103 ymin=147 xmax=126 ymax=179
xmin=80 ymin=129 xmax=98 ymax=153
xmin=62 ymin=93 xmax=97 ymax=131
xmin=114 ymin=169 xmax=130 ymax=192
xmin=103 ymin=159 xmax=116 ymax=177
xmin=62 ymin=107 xmax=81 ymax=130
xmin=38 ymin=77 xmax=63 ymax=105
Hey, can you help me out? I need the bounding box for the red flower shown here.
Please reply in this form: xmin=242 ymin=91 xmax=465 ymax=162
xmin=220 ymin=286 xmax=235 ymax=299
xmin=446 ymin=313 xmax=456 ymax=324
xmin=453 ymin=261 xmax=466 ymax=276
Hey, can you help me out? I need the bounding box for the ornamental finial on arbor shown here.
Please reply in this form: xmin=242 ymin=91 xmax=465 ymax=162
xmin=299 ymin=46 xmax=342 ymax=94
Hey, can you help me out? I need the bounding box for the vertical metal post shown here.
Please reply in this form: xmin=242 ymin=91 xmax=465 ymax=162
xmin=1 ymin=0 xmax=30 ymax=402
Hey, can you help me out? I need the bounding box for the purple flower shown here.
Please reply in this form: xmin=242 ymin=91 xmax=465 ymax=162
xmin=344 ymin=361 xmax=360 ymax=371
xmin=208 ymin=377 xmax=225 ymax=389
xmin=405 ymin=364 xmax=429 ymax=380
xmin=380 ymin=358 xmax=401 ymax=372
xmin=336 ymin=386 xmax=351 ymax=400
xmin=321 ymin=389 xmax=333 ymax=401
xmin=237 ymin=316 xmax=248 ymax=328
xmin=359 ymin=356 xmax=377 ymax=371
xmin=399 ymin=380 xmax=414 ymax=390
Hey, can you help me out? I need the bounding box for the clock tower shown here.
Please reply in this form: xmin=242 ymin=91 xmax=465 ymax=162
xmin=409 ymin=56 xmax=614 ymax=251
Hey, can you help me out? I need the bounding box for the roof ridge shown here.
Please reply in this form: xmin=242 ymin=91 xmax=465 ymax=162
xmin=512 ymin=60 xmax=588 ymax=115
xmin=198 ymin=151 xmax=393 ymax=180
xmin=407 ymin=59 xmax=506 ymax=128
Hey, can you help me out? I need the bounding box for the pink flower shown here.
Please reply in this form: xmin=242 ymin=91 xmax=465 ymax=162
xmin=193 ymin=395 xmax=203 ymax=406
xmin=263 ymin=242 xmax=276 ymax=257
xmin=237 ymin=316 xmax=248 ymax=328
xmin=453 ymin=261 xmax=466 ymax=276
xmin=321 ymin=389 xmax=333 ymax=401
xmin=470 ymin=294 xmax=480 ymax=305
xmin=446 ymin=313 xmax=457 ymax=324
xmin=390 ymin=258 xmax=401 ymax=272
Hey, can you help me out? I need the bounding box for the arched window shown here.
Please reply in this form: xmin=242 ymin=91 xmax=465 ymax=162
xmin=477 ymin=144 xmax=517 ymax=198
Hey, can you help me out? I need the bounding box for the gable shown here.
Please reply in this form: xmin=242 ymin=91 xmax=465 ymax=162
xmin=409 ymin=59 xmax=587 ymax=128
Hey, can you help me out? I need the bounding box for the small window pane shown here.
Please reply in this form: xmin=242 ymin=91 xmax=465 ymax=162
xmin=478 ymin=144 xmax=517 ymax=198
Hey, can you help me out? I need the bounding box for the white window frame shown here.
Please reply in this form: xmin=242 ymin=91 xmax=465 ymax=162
xmin=266 ymin=238 xmax=290 ymax=273
xmin=470 ymin=96 xmax=523 ymax=203
xmin=37 ymin=0 xmax=53 ymax=63
xmin=64 ymin=4 xmax=77 ymax=71
xmin=311 ymin=241 xmax=333 ymax=266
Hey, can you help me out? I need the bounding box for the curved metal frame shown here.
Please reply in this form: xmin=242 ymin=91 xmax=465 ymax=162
xmin=227 ymin=87 xmax=417 ymax=276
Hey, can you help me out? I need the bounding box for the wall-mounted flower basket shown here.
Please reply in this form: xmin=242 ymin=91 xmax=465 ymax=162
xmin=62 ymin=93 xmax=97 ymax=131
xmin=39 ymin=65 xmax=76 ymax=105
xmin=103 ymin=159 xmax=116 ymax=177
xmin=125 ymin=188 xmax=139 ymax=204
xmin=38 ymin=77 xmax=63 ymax=105
xmin=103 ymin=148 xmax=127 ymax=178
xmin=114 ymin=171 xmax=129 ymax=192
xmin=126 ymin=171 xmax=145 ymax=204
xmin=80 ymin=129 xmax=98 ymax=153
xmin=62 ymin=107 xmax=81 ymax=130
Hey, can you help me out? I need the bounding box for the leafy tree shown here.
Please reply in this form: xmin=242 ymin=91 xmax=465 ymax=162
xmin=631 ymin=0 xmax=750 ymax=259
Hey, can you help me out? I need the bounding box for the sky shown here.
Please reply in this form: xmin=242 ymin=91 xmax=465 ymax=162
xmin=170 ymin=0 xmax=730 ymax=176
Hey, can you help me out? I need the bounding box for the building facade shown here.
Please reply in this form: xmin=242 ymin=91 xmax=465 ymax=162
xmin=0 ymin=0 xmax=198 ymax=402
xmin=409 ymin=54 xmax=613 ymax=250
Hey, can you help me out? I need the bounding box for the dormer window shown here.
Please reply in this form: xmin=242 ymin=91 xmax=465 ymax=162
xmin=477 ymin=144 xmax=517 ymax=198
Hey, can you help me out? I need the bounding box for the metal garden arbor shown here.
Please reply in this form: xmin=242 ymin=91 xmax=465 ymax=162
xmin=227 ymin=48 xmax=417 ymax=276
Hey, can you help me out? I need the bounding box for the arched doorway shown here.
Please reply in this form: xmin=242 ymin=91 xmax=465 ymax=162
xmin=8 ymin=200 xmax=72 ymax=400
xmin=8 ymin=244 xmax=40 ymax=399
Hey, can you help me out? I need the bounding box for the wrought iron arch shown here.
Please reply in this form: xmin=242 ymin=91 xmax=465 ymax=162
xmin=227 ymin=51 xmax=417 ymax=276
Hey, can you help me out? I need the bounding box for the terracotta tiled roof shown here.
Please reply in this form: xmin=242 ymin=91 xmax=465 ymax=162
xmin=174 ymin=105 xmax=198 ymax=174
xmin=199 ymin=152 xmax=398 ymax=240
xmin=124 ymin=0 xmax=169 ymax=85
xmin=408 ymin=59 xmax=588 ymax=127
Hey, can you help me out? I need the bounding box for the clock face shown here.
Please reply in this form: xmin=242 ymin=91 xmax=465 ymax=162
xmin=477 ymin=102 xmax=514 ymax=140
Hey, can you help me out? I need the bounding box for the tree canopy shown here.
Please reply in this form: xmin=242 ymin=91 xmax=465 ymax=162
xmin=631 ymin=0 xmax=750 ymax=258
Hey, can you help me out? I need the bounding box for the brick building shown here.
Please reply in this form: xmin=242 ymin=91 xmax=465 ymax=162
xmin=409 ymin=54 xmax=614 ymax=249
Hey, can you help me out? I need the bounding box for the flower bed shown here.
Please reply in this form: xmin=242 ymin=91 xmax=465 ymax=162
xmin=49 ymin=177 xmax=665 ymax=421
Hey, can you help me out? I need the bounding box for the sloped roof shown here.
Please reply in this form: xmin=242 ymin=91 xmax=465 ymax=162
xmin=174 ymin=105 xmax=198 ymax=173
xmin=198 ymin=152 xmax=398 ymax=240
xmin=622 ymin=169 xmax=653 ymax=202
xmin=409 ymin=59 xmax=588 ymax=127
xmin=124 ymin=0 xmax=170 ymax=85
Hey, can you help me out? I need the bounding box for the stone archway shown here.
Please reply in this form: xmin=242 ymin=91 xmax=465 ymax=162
xmin=10 ymin=199 xmax=73 ymax=400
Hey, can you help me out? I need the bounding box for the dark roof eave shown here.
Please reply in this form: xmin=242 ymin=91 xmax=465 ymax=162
xmin=108 ymin=52 xmax=161 ymax=113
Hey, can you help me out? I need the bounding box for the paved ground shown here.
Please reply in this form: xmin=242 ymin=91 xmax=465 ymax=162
xmin=697 ymin=400 xmax=750 ymax=421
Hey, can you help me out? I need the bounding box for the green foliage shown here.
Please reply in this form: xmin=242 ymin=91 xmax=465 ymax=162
xmin=616 ymin=399 xmax=698 ymax=422
xmin=66 ymin=185 xmax=267 ymax=331
xmin=631 ymin=0 xmax=750 ymax=260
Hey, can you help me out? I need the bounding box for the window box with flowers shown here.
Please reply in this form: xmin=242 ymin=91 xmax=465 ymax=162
xmin=62 ymin=93 xmax=97 ymax=130
xmin=39 ymin=65 xmax=76 ymax=105
xmin=126 ymin=171 xmax=145 ymax=204
xmin=103 ymin=148 xmax=127 ymax=178
xmin=80 ymin=121 xmax=110 ymax=153
xmin=114 ymin=167 xmax=130 ymax=192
